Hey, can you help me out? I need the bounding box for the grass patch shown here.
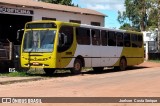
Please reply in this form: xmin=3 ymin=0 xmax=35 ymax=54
xmin=0 ymin=72 xmax=29 ymax=77
xmin=148 ymin=60 xmax=160 ymax=63
xmin=0 ymin=68 xmax=45 ymax=77
xmin=0 ymin=68 xmax=80 ymax=77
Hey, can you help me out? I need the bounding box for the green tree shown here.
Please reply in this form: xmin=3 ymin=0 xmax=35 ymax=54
xmin=146 ymin=0 xmax=159 ymax=30
xmin=117 ymin=10 xmax=139 ymax=31
xmin=157 ymin=0 xmax=160 ymax=51
xmin=118 ymin=0 xmax=158 ymax=31
xmin=118 ymin=0 xmax=160 ymax=51
xmin=40 ymin=0 xmax=77 ymax=6
xmin=119 ymin=23 xmax=140 ymax=31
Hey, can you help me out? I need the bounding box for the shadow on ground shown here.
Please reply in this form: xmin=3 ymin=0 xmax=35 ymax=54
xmin=27 ymin=66 xmax=148 ymax=77
xmin=0 ymin=66 xmax=149 ymax=78
xmin=83 ymin=66 xmax=148 ymax=75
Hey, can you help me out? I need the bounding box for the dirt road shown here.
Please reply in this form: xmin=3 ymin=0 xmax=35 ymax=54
xmin=0 ymin=61 xmax=160 ymax=106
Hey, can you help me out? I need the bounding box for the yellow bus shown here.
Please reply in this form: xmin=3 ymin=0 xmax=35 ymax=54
xmin=20 ymin=20 xmax=144 ymax=74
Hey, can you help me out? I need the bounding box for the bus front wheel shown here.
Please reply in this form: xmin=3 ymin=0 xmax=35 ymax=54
xmin=71 ymin=59 xmax=82 ymax=74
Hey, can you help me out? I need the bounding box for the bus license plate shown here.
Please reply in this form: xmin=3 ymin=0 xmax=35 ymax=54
xmin=33 ymin=62 xmax=39 ymax=66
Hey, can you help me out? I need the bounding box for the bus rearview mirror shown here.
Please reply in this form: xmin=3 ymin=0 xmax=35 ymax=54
xmin=59 ymin=33 xmax=67 ymax=46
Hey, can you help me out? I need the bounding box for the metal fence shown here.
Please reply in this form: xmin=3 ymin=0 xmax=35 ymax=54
xmin=147 ymin=41 xmax=160 ymax=60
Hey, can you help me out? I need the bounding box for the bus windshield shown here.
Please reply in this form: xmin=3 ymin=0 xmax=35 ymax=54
xmin=23 ymin=29 xmax=56 ymax=52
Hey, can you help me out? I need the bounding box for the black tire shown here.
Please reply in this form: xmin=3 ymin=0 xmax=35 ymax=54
xmin=93 ymin=67 xmax=104 ymax=72
xmin=119 ymin=57 xmax=127 ymax=71
xmin=71 ymin=59 xmax=82 ymax=74
xmin=44 ymin=68 xmax=55 ymax=75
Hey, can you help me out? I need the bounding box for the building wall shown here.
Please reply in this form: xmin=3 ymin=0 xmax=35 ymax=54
xmin=33 ymin=8 xmax=104 ymax=26
xmin=0 ymin=4 xmax=34 ymax=17
xmin=143 ymin=30 xmax=158 ymax=42
xmin=0 ymin=4 xmax=104 ymax=26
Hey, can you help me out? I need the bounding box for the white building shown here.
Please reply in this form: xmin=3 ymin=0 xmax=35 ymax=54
xmin=143 ymin=29 xmax=157 ymax=42
xmin=143 ymin=29 xmax=158 ymax=60
xmin=0 ymin=0 xmax=106 ymax=43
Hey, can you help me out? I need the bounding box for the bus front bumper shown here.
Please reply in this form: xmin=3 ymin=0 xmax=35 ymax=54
xmin=21 ymin=56 xmax=56 ymax=68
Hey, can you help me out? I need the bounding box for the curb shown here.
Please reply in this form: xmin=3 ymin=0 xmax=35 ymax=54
xmin=0 ymin=77 xmax=46 ymax=85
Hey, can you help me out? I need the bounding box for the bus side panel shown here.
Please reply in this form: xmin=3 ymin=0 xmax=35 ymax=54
xmin=124 ymin=48 xmax=144 ymax=66
xmin=114 ymin=47 xmax=144 ymax=66
xmin=66 ymin=45 xmax=92 ymax=68
xmin=67 ymin=46 xmax=124 ymax=68
xmin=56 ymin=39 xmax=78 ymax=69
xmin=91 ymin=45 xmax=101 ymax=67
xmin=100 ymin=46 xmax=123 ymax=67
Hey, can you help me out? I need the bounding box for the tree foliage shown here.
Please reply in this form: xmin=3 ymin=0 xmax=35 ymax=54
xmin=118 ymin=0 xmax=158 ymax=31
xmin=119 ymin=23 xmax=139 ymax=31
xmin=40 ymin=0 xmax=77 ymax=6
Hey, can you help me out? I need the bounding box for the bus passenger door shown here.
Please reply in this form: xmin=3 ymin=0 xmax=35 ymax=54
xmin=57 ymin=26 xmax=75 ymax=68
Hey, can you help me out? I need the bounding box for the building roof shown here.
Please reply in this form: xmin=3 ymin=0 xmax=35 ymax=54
xmin=0 ymin=0 xmax=106 ymax=17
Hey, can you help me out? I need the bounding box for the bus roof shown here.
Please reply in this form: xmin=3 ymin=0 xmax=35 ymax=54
xmin=80 ymin=24 xmax=143 ymax=35
xmin=26 ymin=20 xmax=143 ymax=35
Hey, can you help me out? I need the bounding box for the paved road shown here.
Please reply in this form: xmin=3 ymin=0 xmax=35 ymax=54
xmin=0 ymin=61 xmax=160 ymax=106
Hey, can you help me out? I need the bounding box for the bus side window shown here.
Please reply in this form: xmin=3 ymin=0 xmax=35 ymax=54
xmin=131 ymin=34 xmax=138 ymax=47
xmin=108 ymin=31 xmax=116 ymax=46
xmin=124 ymin=33 xmax=131 ymax=47
xmin=58 ymin=26 xmax=73 ymax=52
xmin=138 ymin=35 xmax=143 ymax=48
xmin=91 ymin=29 xmax=100 ymax=45
xmin=116 ymin=32 xmax=123 ymax=47
xmin=76 ymin=27 xmax=90 ymax=45
xmin=101 ymin=30 xmax=108 ymax=46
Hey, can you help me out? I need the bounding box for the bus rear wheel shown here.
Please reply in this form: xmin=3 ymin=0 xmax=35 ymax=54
xmin=44 ymin=68 xmax=55 ymax=75
xmin=71 ymin=59 xmax=82 ymax=74
xmin=114 ymin=57 xmax=127 ymax=71
xmin=119 ymin=57 xmax=127 ymax=71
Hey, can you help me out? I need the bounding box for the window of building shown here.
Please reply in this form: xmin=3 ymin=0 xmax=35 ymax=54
xmin=131 ymin=34 xmax=138 ymax=47
xmin=91 ymin=29 xmax=100 ymax=45
xmin=116 ymin=32 xmax=124 ymax=47
xmin=108 ymin=31 xmax=116 ymax=46
xmin=76 ymin=27 xmax=90 ymax=45
xmin=42 ymin=17 xmax=56 ymax=20
xmin=146 ymin=33 xmax=151 ymax=37
xmin=70 ymin=20 xmax=81 ymax=24
xmin=101 ymin=30 xmax=108 ymax=46
xmin=91 ymin=22 xmax=101 ymax=26
xmin=58 ymin=26 xmax=73 ymax=52
xmin=124 ymin=33 xmax=131 ymax=47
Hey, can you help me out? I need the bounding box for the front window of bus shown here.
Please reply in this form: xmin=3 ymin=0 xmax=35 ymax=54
xmin=23 ymin=30 xmax=56 ymax=52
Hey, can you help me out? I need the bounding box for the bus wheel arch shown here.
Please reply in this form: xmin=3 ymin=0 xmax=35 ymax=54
xmin=119 ymin=56 xmax=127 ymax=71
xmin=71 ymin=56 xmax=84 ymax=74
xmin=76 ymin=55 xmax=85 ymax=67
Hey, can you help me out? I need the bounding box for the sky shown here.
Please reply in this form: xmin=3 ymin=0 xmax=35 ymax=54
xmin=72 ymin=0 xmax=125 ymax=29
